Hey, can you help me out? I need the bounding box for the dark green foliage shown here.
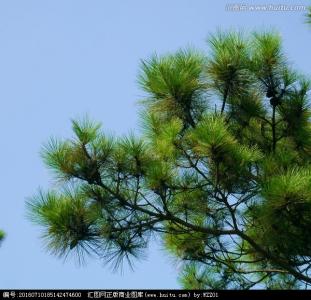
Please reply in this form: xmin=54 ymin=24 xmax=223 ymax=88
xmin=0 ymin=230 xmax=4 ymax=245
xmin=28 ymin=31 xmax=311 ymax=288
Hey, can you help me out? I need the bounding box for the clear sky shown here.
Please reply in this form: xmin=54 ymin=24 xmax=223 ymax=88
xmin=0 ymin=0 xmax=310 ymax=289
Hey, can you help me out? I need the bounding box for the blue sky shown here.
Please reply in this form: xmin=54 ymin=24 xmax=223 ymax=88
xmin=0 ymin=0 xmax=310 ymax=289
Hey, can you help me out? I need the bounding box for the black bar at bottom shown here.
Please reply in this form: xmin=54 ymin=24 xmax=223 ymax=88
xmin=0 ymin=289 xmax=311 ymax=299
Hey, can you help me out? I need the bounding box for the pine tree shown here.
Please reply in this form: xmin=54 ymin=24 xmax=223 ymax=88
xmin=27 ymin=31 xmax=311 ymax=289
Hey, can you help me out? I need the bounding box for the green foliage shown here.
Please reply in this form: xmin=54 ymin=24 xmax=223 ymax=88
xmin=27 ymin=188 xmax=103 ymax=262
xmin=72 ymin=116 xmax=101 ymax=145
xmin=251 ymin=31 xmax=285 ymax=77
xmin=278 ymin=79 xmax=311 ymax=149
xmin=138 ymin=49 xmax=207 ymax=128
xmin=179 ymin=264 xmax=211 ymax=289
xmin=188 ymin=114 xmax=262 ymax=192
xmin=179 ymin=262 xmax=243 ymax=289
xmin=0 ymin=230 xmax=5 ymax=245
xmin=249 ymin=168 xmax=311 ymax=257
xmin=141 ymin=113 xmax=183 ymax=160
xmin=306 ymin=6 xmax=311 ymax=25
xmin=164 ymin=220 xmax=208 ymax=259
xmin=28 ymin=30 xmax=311 ymax=289
xmin=207 ymin=31 xmax=253 ymax=100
